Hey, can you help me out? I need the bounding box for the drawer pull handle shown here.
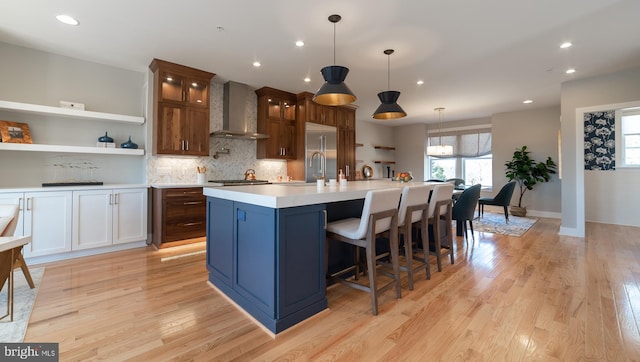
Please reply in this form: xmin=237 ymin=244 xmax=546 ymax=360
xmin=183 ymin=222 xmax=203 ymax=226
xmin=183 ymin=201 xmax=203 ymax=205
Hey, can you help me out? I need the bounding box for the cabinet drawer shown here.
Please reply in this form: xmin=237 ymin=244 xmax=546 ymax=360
xmin=164 ymin=201 xmax=206 ymax=222
xmin=153 ymin=187 xmax=207 ymax=246
xmin=163 ymin=188 xmax=204 ymax=198
xmin=164 ymin=220 xmax=206 ymax=242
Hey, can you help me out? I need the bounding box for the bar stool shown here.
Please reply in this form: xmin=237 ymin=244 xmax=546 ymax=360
xmin=397 ymin=184 xmax=433 ymax=290
xmin=428 ymin=183 xmax=454 ymax=271
xmin=326 ymin=188 xmax=402 ymax=315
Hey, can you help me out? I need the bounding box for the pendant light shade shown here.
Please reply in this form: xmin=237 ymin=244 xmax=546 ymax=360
xmin=426 ymin=144 xmax=454 ymax=156
xmin=373 ymin=49 xmax=406 ymax=119
xmin=314 ymin=65 xmax=357 ymax=105
xmin=313 ymin=14 xmax=357 ymax=106
xmin=373 ymin=91 xmax=406 ymax=119
xmin=426 ymin=107 xmax=453 ymax=156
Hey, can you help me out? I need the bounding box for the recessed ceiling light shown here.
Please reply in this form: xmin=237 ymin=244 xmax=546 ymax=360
xmin=304 ymin=77 xmax=311 ymax=83
xmin=296 ymin=40 xmax=304 ymax=47
xmin=416 ymin=80 xmax=424 ymax=85
xmin=253 ymin=61 xmax=261 ymax=67
xmin=566 ymin=68 xmax=576 ymax=74
xmin=56 ymin=14 xmax=79 ymax=25
xmin=560 ymin=42 xmax=572 ymax=49
xmin=523 ymin=99 xmax=533 ymax=104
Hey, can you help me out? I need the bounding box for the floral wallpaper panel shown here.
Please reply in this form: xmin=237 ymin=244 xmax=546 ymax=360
xmin=584 ymin=110 xmax=615 ymax=171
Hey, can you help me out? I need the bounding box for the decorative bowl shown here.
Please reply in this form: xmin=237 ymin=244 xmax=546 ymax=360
xmin=394 ymin=172 xmax=413 ymax=182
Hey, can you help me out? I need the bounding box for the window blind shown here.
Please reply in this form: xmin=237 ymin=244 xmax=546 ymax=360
xmin=427 ymin=128 xmax=492 ymax=158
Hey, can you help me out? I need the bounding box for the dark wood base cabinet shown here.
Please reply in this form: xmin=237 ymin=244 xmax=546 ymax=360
xmin=206 ymin=197 xmax=327 ymax=333
xmin=153 ymin=187 xmax=206 ymax=248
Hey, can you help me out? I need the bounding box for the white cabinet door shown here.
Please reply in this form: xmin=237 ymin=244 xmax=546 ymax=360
xmin=72 ymin=187 xmax=148 ymax=249
xmin=73 ymin=189 xmax=113 ymax=250
xmin=0 ymin=193 xmax=24 ymax=236
xmin=113 ymin=188 xmax=148 ymax=245
xmin=23 ymin=191 xmax=73 ymax=257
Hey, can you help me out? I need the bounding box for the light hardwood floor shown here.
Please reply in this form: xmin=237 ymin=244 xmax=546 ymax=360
xmin=24 ymin=218 xmax=640 ymax=361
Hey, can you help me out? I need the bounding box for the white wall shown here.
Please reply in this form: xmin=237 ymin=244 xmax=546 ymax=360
xmin=0 ymin=42 xmax=146 ymax=187
xmin=560 ymin=66 xmax=640 ymax=236
xmin=492 ymin=106 xmax=561 ymax=216
xmin=355 ymin=120 xmax=395 ymax=179
xmin=584 ymin=167 xmax=640 ymax=226
xmin=394 ymin=124 xmax=426 ymax=180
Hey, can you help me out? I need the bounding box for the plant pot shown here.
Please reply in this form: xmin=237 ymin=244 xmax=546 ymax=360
xmin=510 ymin=206 xmax=527 ymax=217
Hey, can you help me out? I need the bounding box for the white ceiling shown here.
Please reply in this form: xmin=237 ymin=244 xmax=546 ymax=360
xmin=2 ymin=0 xmax=640 ymax=125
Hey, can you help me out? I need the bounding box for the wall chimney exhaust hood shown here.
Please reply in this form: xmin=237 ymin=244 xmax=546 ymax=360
xmin=210 ymin=81 xmax=270 ymax=140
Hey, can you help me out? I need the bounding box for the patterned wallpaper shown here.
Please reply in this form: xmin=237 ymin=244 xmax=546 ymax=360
xmin=584 ymin=110 xmax=615 ymax=171
xmin=146 ymin=82 xmax=288 ymax=184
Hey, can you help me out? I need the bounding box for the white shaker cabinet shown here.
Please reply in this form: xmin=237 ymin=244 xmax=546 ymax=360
xmin=72 ymin=188 xmax=148 ymax=250
xmin=0 ymin=191 xmax=73 ymax=257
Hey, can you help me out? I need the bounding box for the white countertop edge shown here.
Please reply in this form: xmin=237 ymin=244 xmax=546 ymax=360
xmin=0 ymin=184 xmax=149 ymax=193
xmin=203 ymin=180 xmax=436 ymax=208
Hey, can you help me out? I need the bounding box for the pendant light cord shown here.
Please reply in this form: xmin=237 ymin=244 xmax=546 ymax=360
xmin=436 ymin=107 xmax=445 ymax=146
xmin=333 ymin=21 xmax=336 ymax=65
xmin=387 ymin=54 xmax=390 ymax=90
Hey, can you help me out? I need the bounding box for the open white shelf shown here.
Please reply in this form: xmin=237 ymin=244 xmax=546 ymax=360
xmin=0 ymin=100 xmax=145 ymax=124
xmin=0 ymin=142 xmax=144 ymax=156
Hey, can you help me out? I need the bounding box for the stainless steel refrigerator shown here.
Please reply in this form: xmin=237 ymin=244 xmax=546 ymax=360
xmin=305 ymin=122 xmax=337 ymax=183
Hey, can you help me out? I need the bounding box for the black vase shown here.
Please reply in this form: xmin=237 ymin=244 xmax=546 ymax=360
xmin=98 ymin=132 xmax=114 ymax=143
xmin=121 ymin=136 xmax=138 ymax=149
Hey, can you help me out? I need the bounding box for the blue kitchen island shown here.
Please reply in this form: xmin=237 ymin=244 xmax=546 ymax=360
xmin=203 ymin=180 xmax=429 ymax=334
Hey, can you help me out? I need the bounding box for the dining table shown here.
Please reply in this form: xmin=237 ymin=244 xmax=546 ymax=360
xmin=1 ymin=235 xmax=32 ymax=321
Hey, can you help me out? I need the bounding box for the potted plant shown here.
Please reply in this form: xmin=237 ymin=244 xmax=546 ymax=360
xmin=504 ymin=145 xmax=557 ymax=216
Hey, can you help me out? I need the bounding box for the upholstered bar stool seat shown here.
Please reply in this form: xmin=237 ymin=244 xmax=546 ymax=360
xmin=326 ymin=188 xmax=402 ymax=315
xmin=396 ymin=184 xmax=433 ymax=290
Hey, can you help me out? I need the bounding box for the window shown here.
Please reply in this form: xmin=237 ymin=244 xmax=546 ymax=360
xmin=428 ymin=154 xmax=492 ymax=187
xmin=463 ymin=154 xmax=492 ymax=186
xmin=430 ymin=158 xmax=456 ymax=180
xmin=426 ymin=127 xmax=492 ymax=187
xmin=621 ymin=111 xmax=640 ymax=166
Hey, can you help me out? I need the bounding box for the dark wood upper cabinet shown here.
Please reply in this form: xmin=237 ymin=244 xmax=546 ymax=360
xmin=256 ymin=87 xmax=297 ymax=160
xmin=336 ymin=107 xmax=357 ymax=180
xmin=149 ymin=59 xmax=215 ymax=156
xmin=297 ymin=92 xmax=336 ymax=127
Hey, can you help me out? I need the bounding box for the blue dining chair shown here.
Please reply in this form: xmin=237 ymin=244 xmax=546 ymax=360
xmin=478 ymin=181 xmax=516 ymax=222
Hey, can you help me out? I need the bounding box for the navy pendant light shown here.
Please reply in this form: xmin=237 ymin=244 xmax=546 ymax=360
xmin=373 ymin=49 xmax=406 ymax=119
xmin=313 ymin=14 xmax=357 ymax=106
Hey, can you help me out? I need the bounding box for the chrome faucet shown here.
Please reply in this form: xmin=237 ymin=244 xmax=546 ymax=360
xmin=309 ymin=151 xmax=326 ymax=180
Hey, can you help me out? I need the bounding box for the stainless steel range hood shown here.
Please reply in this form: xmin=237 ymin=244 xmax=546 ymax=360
xmin=210 ymin=81 xmax=270 ymax=140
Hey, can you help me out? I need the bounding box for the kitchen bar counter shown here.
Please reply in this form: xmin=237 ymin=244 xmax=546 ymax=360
xmin=204 ymin=180 xmax=436 ymax=334
xmin=203 ymin=179 xmax=426 ymax=208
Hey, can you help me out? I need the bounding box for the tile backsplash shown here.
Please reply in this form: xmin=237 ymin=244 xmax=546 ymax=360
xmin=146 ymin=81 xmax=288 ymax=184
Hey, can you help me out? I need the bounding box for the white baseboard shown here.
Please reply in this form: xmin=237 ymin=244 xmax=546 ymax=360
xmin=480 ymin=205 xmax=560 ymax=219
xmin=558 ymin=226 xmax=584 ymax=238
xmin=25 ymin=241 xmax=148 ymax=266
xmin=526 ymin=210 xmax=561 ymax=219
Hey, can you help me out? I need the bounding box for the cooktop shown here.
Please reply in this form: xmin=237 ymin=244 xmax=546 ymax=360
xmin=208 ymin=179 xmax=270 ymax=186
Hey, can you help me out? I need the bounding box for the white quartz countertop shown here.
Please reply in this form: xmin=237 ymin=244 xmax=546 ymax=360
xmin=0 ymin=183 xmax=148 ymax=193
xmin=203 ymin=180 xmax=437 ymax=208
